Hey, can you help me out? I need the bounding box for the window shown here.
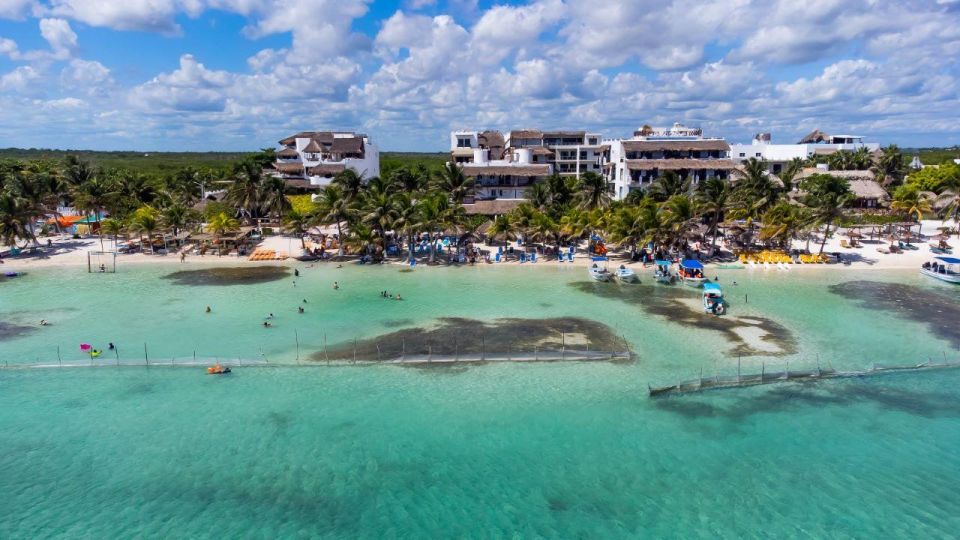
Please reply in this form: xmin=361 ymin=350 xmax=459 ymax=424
xmin=457 ymin=138 xmax=471 ymax=148
xmin=739 ymin=152 xmax=745 ymax=157
xmin=755 ymin=153 xmax=762 ymax=157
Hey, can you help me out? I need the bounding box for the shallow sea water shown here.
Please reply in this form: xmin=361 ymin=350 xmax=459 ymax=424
xmin=1 ymin=262 xmax=959 ymax=537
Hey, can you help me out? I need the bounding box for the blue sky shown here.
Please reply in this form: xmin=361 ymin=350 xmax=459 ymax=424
xmin=0 ymin=0 xmax=958 ymax=152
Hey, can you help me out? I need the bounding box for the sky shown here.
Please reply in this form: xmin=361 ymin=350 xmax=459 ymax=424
xmin=0 ymin=0 xmax=958 ymax=152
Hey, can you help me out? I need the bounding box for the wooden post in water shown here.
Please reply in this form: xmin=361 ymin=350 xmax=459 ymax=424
xmin=784 ymin=360 xmax=789 ymax=380
xmin=353 ymin=338 xmax=357 ymax=364
xmin=737 ymin=356 xmax=741 ymax=383
xmin=116 ymin=346 xmax=120 ymax=366
xmin=57 ymin=345 xmax=62 ymax=366
xmin=428 ymin=345 xmax=432 ymax=362
xmin=535 ymin=345 xmax=538 ymax=361
xmin=144 ymin=343 xmax=149 ymax=367
xmin=714 ymin=359 xmax=718 ymax=383
xmin=295 ymin=330 xmax=300 ymax=364
xmin=561 ymin=332 xmax=565 ymax=360
xmin=761 ymin=362 xmax=765 ymax=382
xmin=401 ymin=337 xmax=405 ymax=362
xmin=376 ymin=343 xmax=381 ymax=362
xmin=481 ymin=334 xmax=485 ymax=361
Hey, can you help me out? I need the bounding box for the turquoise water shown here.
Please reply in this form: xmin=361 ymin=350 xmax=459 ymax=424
xmin=2 ymin=263 xmax=960 ymax=537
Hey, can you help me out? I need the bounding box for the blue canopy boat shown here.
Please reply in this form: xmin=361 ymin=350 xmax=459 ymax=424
xmin=702 ymin=282 xmax=725 ymax=314
xmin=678 ymin=260 xmax=707 ymax=287
xmin=653 ymin=260 xmax=674 ymax=284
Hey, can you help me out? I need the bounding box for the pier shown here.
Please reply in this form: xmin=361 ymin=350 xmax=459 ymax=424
xmin=648 ymin=360 xmax=960 ymax=397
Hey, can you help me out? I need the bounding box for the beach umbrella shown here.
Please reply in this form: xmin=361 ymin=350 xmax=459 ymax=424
xmin=79 ymin=343 xmax=91 ymax=352
xmin=845 ymin=230 xmax=862 ymax=238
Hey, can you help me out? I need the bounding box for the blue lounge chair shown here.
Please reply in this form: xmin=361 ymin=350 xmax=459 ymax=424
xmin=531 ymin=252 xmax=537 ymax=263
xmin=557 ymin=251 xmax=564 ymax=262
xmin=567 ymin=251 xmax=574 ymax=262
xmin=495 ymin=252 xmax=501 ymax=263
xmin=520 ymin=252 xmax=527 ymax=263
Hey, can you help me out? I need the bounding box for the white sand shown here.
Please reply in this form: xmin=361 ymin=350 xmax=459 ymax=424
xmin=3 ymin=219 xmax=956 ymax=272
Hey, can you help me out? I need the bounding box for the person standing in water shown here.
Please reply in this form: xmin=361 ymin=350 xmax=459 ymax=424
xmin=333 ymin=281 xmax=339 ymax=290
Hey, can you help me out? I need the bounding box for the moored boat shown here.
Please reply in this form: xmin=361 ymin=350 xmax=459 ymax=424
xmin=921 ymin=257 xmax=960 ymax=284
xmin=678 ymin=260 xmax=707 ymax=287
xmin=588 ymin=258 xmax=611 ymax=282
xmin=615 ymin=265 xmax=637 ymax=283
xmin=702 ymin=282 xmax=725 ymax=315
xmin=653 ymin=260 xmax=674 ymax=284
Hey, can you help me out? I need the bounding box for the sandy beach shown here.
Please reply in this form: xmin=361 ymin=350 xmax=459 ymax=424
xmin=2 ymin=219 xmax=956 ymax=272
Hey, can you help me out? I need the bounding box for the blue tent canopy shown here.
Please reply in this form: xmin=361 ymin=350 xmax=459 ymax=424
xmin=680 ymin=260 xmax=703 ymax=269
xmin=935 ymin=256 xmax=960 ymax=264
xmin=654 ymin=259 xmax=672 ymax=267
xmin=703 ymin=282 xmax=722 ymax=293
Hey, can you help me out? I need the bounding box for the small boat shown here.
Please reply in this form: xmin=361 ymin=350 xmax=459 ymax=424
xmin=207 ymin=363 xmax=232 ymax=375
xmin=921 ymin=257 xmax=960 ymax=284
xmin=588 ymin=259 xmax=611 ymax=282
xmin=653 ymin=260 xmax=674 ymax=284
xmin=678 ymin=260 xmax=707 ymax=287
xmin=702 ymin=282 xmax=725 ymax=315
xmin=3 ymin=271 xmax=24 ymax=278
xmin=614 ymin=265 xmax=637 ymax=283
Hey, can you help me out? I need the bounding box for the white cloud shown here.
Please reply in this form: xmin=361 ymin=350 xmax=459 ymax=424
xmin=0 ymin=65 xmax=41 ymax=91
xmin=0 ymin=0 xmax=35 ymax=19
xmin=39 ymin=18 xmax=77 ymax=59
xmin=0 ymin=36 xmax=18 ymax=57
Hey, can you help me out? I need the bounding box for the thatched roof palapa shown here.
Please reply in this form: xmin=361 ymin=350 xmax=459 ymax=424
xmin=308 ymin=164 xmax=346 ymax=176
xmin=462 ymin=200 xmax=523 ymax=215
xmin=625 ymin=159 xmax=737 ymax=171
xmin=276 ymin=147 xmax=299 ymax=158
xmin=798 ymin=129 xmax=830 ymax=144
xmin=331 ymin=137 xmax=363 ymax=154
xmin=622 ymin=140 xmax=730 ymax=152
xmin=462 ymin=165 xmax=551 ymax=177
xmin=274 ymin=162 xmax=305 ymax=174
xmin=302 ymin=140 xmax=323 ymax=153
xmin=509 ymin=129 xmax=543 ymax=139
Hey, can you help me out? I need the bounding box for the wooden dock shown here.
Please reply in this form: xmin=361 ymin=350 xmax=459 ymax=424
xmin=648 ymin=360 xmax=960 ymax=397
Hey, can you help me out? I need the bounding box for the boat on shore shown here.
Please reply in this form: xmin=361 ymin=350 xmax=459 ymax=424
xmin=653 ymin=260 xmax=674 ymax=284
xmin=614 ymin=265 xmax=637 ymax=283
xmin=588 ymin=258 xmax=611 ymax=282
xmin=678 ymin=260 xmax=707 ymax=287
xmin=921 ymin=256 xmax=960 ymax=283
xmin=702 ymin=282 xmax=725 ymax=315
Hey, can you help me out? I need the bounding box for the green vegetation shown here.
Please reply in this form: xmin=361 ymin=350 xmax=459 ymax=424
xmin=0 ymin=148 xmax=253 ymax=176
xmin=904 ymin=147 xmax=960 ymax=166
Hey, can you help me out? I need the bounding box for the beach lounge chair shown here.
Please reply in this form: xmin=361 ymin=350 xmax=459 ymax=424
xmin=567 ymin=251 xmax=574 ymax=262
xmin=840 ymin=239 xmax=850 ymax=248
xmin=495 ymin=252 xmax=501 ymax=263
xmin=531 ymin=252 xmax=537 ymax=263
xmin=519 ymin=252 xmax=526 ymax=263
xmin=557 ymin=251 xmax=564 ymax=262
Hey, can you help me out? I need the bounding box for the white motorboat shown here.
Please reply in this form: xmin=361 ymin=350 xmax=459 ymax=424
xmin=615 ymin=265 xmax=637 ymax=283
xmin=588 ymin=262 xmax=611 ymax=282
xmin=653 ymin=260 xmax=674 ymax=284
xmin=921 ymin=256 xmax=960 ymax=283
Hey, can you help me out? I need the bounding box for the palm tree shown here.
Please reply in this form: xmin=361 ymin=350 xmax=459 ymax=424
xmin=661 ymin=195 xmax=698 ymax=250
xmin=779 ymin=158 xmax=805 ymax=192
xmin=695 ymin=177 xmax=729 ymax=253
xmin=61 ymin=156 xmax=95 ymax=189
xmin=574 ymin=171 xmax=611 ymax=211
xmin=800 ymin=173 xmax=852 ymax=254
xmin=314 ymin=185 xmax=351 ymax=256
xmin=414 ymin=193 xmax=451 ymax=263
xmin=527 ymin=181 xmax=551 ymax=211
xmin=891 ymin=185 xmax=933 ymax=235
xmin=161 ymin=203 xmax=192 ymax=239
xmin=332 ymin=169 xmax=365 ymax=203
xmin=875 ymin=145 xmax=905 ymax=186
xmin=433 ymin=163 xmax=474 ymax=204
xmin=360 ymin=182 xmax=397 ymax=258
xmin=74 ymin=176 xmax=117 ymax=250
xmin=487 ymin=213 xmax=517 ymax=249
xmin=283 ymin=209 xmax=313 ymax=250
xmin=648 ymin=171 xmax=688 ymax=202
xmin=227 ymin=160 xmax=264 ymax=221
xmin=129 ymin=206 xmax=160 ymax=254
xmin=391 ymin=192 xmax=419 ymax=263
xmin=759 ymin=201 xmax=804 ymax=249
xmin=206 ymin=211 xmax=240 ymax=256
xmin=345 ymin=223 xmax=377 ymax=258
xmin=0 ymin=192 xmax=33 ymax=248
xmin=100 ymin=218 xmax=124 ymax=250
xmin=260 ymin=175 xmax=291 ymax=229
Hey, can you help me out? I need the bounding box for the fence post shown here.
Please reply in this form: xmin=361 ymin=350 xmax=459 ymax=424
xmin=57 ymin=345 xmax=62 ymax=367
xmin=353 ymin=338 xmax=357 ymax=364
xmin=561 ymin=332 xmax=565 ymax=360
xmin=761 ymin=362 xmax=765 ymax=382
xmin=295 ymin=329 xmax=300 ymax=364
xmin=455 ymin=338 xmax=458 ymax=361
xmin=376 ymin=343 xmax=381 ymax=362
xmin=737 ymin=356 xmax=741 ymax=383
xmin=144 ymin=342 xmax=149 ymax=366
xmin=481 ymin=334 xmax=485 ymax=361
xmin=401 ymin=338 xmax=405 ymax=362
xmin=535 ymin=345 xmax=538 ymax=361
xmin=428 ymin=345 xmax=432 ymax=362
xmin=324 ymin=333 xmax=329 ymax=364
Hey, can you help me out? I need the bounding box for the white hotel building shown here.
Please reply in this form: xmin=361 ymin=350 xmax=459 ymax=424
xmin=605 ymin=123 xmax=736 ymax=200
xmin=450 ymin=130 xmax=552 ymax=201
xmin=272 ymin=131 xmax=379 ymax=189
xmin=728 ymin=130 xmax=881 ymax=174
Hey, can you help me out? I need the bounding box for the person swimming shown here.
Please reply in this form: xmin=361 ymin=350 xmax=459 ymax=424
xmin=298 ymin=306 xmax=304 ymax=314
xmin=396 ymin=294 xmax=402 ymax=301
xmin=205 ymin=306 xmax=211 ymax=313
xmin=302 ymin=298 xmax=308 ymax=303
xmin=39 ymin=319 xmax=48 ymax=326
xmin=294 ymin=269 xmax=300 ymax=277
xmin=108 ymin=342 xmax=115 ymax=350
xmin=267 ymin=313 xmax=274 ymax=319
xmin=333 ymin=282 xmax=339 ymax=290
xmin=263 ymin=321 xmax=271 ymax=327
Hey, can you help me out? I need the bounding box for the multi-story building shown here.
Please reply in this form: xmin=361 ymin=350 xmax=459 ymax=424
xmin=605 ymin=123 xmax=735 ymax=200
xmin=460 ymin=146 xmax=552 ymax=202
xmin=505 ymin=129 xmax=604 ymax=177
xmin=272 ymin=131 xmax=379 ymax=189
xmin=729 ymin=130 xmax=880 ymax=174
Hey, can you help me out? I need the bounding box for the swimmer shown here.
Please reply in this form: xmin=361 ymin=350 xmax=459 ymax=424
xmin=302 ymin=298 xmax=308 ymax=303
xmin=294 ymin=269 xmax=300 ymax=277
xmin=298 ymin=306 xmax=304 ymax=314
xmin=39 ymin=319 xmax=48 ymax=326
xmin=263 ymin=321 xmax=271 ymax=327
xmin=333 ymin=282 xmax=339 ymax=290
xmin=267 ymin=313 xmax=274 ymax=319
xmin=206 ymin=306 xmax=211 ymax=313
xmin=108 ymin=342 xmax=115 ymax=350
xmin=396 ymin=294 xmax=402 ymax=301
xmin=336 ymin=264 xmax=343 ymax=269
